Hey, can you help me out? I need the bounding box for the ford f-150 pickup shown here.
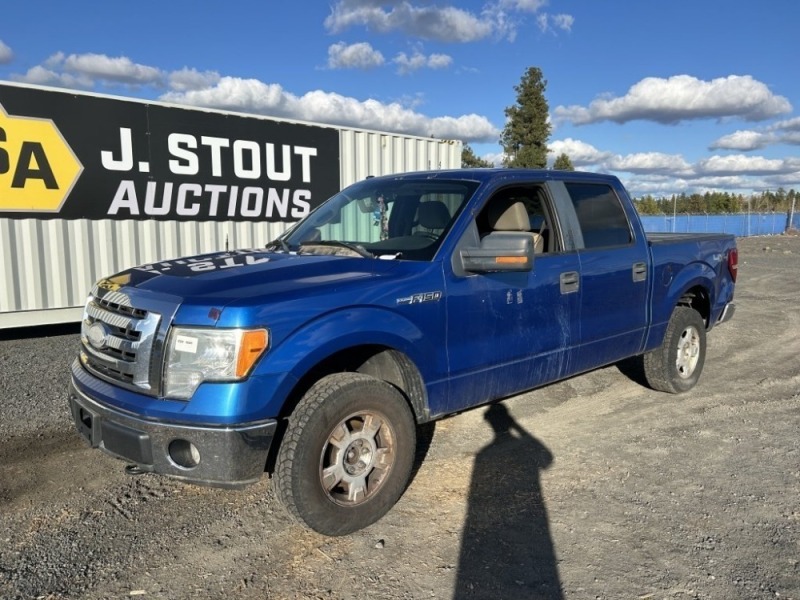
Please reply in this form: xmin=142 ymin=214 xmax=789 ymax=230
xmin=69 ymin=168 xmax=737 ymax=535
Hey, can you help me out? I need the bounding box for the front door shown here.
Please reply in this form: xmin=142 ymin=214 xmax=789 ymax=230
xmin=444 ymin=185 xmax=582 ymax=413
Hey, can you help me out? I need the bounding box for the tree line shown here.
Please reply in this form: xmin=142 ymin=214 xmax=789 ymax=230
xmin=634 ymin=189 xmax=799 ymax=215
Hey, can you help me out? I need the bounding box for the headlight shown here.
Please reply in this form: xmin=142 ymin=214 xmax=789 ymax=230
xmin=164 ymin=327 xmax=268 ymax=400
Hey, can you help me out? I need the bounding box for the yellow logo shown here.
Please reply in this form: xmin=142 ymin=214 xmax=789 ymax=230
xmin=0 ymin=103 xmax=83 ymax=212
xmin=96 ymin=273 xmax=131 ymax=292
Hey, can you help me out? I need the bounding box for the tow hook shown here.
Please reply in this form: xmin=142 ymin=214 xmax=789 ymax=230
xmin=124 ymin=464 xmax=148 ymax=476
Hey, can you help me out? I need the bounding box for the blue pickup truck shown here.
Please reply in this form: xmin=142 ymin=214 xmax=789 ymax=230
xmin=69 ymin=169 xmax=737 ymax=535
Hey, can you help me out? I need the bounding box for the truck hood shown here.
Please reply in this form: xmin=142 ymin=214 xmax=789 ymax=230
xmin=98 ymin=249 xmax=401 ymax=309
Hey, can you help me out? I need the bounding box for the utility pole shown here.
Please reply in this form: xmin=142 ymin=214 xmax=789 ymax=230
xmin=788 ymin=196 xmax=797 ymax=233
xmin=672 ymin=196 xmax=677 ymax=233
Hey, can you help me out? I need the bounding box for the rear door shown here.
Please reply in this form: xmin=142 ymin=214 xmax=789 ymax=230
xmin=552 ymin=180 xmax=650 ymax=373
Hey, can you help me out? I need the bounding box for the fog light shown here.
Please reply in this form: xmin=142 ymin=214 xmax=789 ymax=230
xmin=168 ymin=439 xmax=200 ymax=469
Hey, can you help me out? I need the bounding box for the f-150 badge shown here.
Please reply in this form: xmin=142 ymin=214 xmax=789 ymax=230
xmin=396 ymin=291 xmax=442 ymax=305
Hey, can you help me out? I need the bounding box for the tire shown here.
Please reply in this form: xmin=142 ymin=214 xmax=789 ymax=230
xmin=643 ymin=306 xmax=707 ymax=394
xmin=274 ymin=373 xmax=416 ymax=536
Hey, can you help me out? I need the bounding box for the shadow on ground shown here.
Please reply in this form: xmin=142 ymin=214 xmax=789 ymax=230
xmin=455 ymin=403 xmax=562 ymax=600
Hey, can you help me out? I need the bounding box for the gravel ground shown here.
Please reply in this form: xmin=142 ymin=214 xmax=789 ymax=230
xmin=0 ymin=234 xmax=798 ymax=600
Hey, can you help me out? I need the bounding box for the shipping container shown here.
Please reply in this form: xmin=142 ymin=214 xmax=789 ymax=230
xmin=0 ymin=82 xmax=462 ymax=328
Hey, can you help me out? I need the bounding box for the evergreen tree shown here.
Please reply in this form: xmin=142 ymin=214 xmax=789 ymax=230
xmin=552 ymin=153 xmax=574 ymax=171
xmin=501 ymin=67 xmax=551 ymax=168
xmin=635 ymin=195 xmax=661 ymax=215
xmin=461 ymin=144 xmax=492 ymax=168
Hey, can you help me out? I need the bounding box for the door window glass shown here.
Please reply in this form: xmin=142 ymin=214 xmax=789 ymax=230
xmin=565 ymin=183 xmax=632 ymax=249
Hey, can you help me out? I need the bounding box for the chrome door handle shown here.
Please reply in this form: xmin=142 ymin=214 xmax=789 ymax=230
xmin=632 ymin=262 xmax=647 ymax=282
xmin=560 ymin=271 xmax=579 ymax=294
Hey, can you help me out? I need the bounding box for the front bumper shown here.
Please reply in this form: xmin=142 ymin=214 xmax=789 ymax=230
xmin=68 ymin=376 xmax=277 ymax=489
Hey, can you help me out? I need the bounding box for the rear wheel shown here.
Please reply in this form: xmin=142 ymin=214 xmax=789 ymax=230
xmin=274 ymin=373 xmax=416 ymax=536
xmin=643 ymin=306 xmax=706 ymax=393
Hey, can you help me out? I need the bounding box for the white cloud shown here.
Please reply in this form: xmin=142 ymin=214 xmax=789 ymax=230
xmin=481 ymin=151 xmax=506 ymax=166
xmin=168 ymin=68 xmax=221 ymax=92
xmin=607 ymin=152 xmax=691 ymax=174
xmin=12 ymin=53 xmax=221 ymax=92
xmin=393 ymin=50 xmax=453 ymax=74
xmin=710 ymin=130 xmax=772 ymax=151
xmin=60 ymin=53 xmax=164 ymax=86
xmin=768 ymin=172 xmax=800 ymax=187
xmin=548 ymin=138 xmax=611 ymax=166
xmin=0 ymin=40 xmax=13 ymax=64
xmin=690 ymin=175 xmax=766 ymax=190
xmin=623 ymin=175 xmax=690 ymax=197
xmin=427 ymin=53 xmax=453 ymax=69
xmin=325 ymin=1 xmax=495 ymax=42
xmin=535 ymin=13 xmax=548 ymax=32
xmin=711 ymin=116 xmax=800 ymax=151
xmin=327 ymin=42 xmax=385 ymax=70
xmin=500 ymin=0 xmax=547 ymax=12
xmin=11 ymin=65 xmax=94 ymax=89
xmin=695 ymin=154 xmax=790 ymax=176
xmin=548 ymin=136 xmax=800 ymax=196
xmin=8 ymin=50 xmax=497 ymax=142
xmin=160 ymin=76 xmax=500 ymax=142
xmin=773 ymin=116 xmax=800 ymax=132
xmin=323 ymin=0 xmax=570 ymax=43
xmin=537 ymin=13 xmax=574 ymax=33
xmin=555 ymin=75 xmax=792 ymax=125
xmin=552 ymin=14 xmax=574 ymax=32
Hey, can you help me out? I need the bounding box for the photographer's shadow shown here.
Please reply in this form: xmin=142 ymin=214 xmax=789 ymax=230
xmin=454 ymin=403 xmax=562 ymax=600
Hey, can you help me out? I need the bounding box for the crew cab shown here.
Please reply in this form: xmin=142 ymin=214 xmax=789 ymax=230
xmin=69 ymin=169 xmax=737 ymax=535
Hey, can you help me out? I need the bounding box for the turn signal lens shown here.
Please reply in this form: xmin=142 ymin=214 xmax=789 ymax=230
xmin=236 ymin=329 xmax=269 ymax=377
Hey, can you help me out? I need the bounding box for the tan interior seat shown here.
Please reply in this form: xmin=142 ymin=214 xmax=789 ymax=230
xmin=487 ymin=198 xmax=544 ymax=254
xmin=414 ymin=201 xmax=451 ymax=238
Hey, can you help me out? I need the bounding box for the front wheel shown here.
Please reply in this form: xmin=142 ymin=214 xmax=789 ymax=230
xmin=274 ymin=373 xmax=416 ymax=536
xmin=643 ymin=306 xmax=707 ymax=394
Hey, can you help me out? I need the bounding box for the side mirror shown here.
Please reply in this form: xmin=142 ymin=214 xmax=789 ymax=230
xmin=460 ymin=232 xmax=535 ymax=273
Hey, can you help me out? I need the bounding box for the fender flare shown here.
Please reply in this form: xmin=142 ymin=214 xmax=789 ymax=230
xmin=645 ymin=261 xmax=716 ymax=350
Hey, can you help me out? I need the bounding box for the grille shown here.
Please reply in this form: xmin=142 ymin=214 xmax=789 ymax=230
xmin=81 ymin=291 xmax=161 ymax=392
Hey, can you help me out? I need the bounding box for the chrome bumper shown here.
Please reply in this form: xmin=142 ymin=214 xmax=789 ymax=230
xmin=717 ymin=302 xmax=735 ymax=324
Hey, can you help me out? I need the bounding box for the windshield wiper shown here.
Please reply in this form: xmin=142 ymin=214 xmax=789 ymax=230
xmin=266 ymin=238 xmax=292 ymax=253
xmin=299 ymin=240 xmax=373 ymax=258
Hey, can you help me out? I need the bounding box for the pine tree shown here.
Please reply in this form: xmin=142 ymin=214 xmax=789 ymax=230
xmin=552 ymin=153 xmax=574 ymax=171
xmin=501 ymin=67 xmax=551 ymax=168
xmin=461 ymin=144 xmax=492 ymax=168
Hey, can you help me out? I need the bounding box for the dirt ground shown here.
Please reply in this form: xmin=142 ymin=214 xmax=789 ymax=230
xmin=0 ymin=235 xmax=798 ymax=600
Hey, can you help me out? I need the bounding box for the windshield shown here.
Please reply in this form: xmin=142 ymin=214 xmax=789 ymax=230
xmin=280 ymin=178 xmax=479 ymax=260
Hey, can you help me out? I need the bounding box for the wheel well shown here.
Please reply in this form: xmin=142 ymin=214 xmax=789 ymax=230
xmin=279 ymin=345 xmax=429 ymax=424
xmin=677 ymin=286 xmax=711 ymax=327
xmin=265 ymin=346 xmax=429 ymax=477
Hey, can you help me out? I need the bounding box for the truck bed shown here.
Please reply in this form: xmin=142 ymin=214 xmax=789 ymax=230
xmin=647 ymin=232 xmax=735 ymax=245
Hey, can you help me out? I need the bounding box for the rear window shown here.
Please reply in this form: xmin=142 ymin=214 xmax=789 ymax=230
xmin=565 ymin=182 xmax=632 ymax=249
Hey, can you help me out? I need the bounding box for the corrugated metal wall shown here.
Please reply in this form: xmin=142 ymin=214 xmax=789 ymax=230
xmin=339 ymin=130 xmax=461 ymax=187
xmin=0 ymin=132 xmax=462 ymax=326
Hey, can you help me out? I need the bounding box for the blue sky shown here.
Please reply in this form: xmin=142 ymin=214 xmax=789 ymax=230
xmin=1 ymin=0 xmax=798 ymax=198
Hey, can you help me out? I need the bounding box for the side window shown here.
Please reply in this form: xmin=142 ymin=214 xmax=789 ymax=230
xmin=474 ymin=185 xmax=556 ymax=254
xmin=565 ymin=183 xmax=632 ymax=249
